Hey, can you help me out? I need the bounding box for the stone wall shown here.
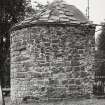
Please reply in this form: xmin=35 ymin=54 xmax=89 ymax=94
xmin=10 ymin=24 xmax=95 ymax=103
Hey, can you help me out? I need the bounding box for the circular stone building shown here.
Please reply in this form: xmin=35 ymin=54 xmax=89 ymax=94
xmin=10 ymin=0 xmax=95 ymax=103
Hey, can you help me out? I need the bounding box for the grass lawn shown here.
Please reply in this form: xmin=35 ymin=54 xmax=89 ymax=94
xmin=4 ymin=97 xmax=105 ymax=105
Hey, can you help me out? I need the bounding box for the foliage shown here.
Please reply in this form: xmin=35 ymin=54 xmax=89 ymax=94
xmin=95 ymin=22 xmax=105 ymax=83
xmin=97 ymin=22 xmax=105 ymax=51
xmin=0 ymin=0 xmax=26 ymax=88
xmin=25 ymin=1 xmax=47 ymax=18
xmin=0 ymin=0 xmax=46 ymax=88
xmin=0 ymin=0 xmax=25 ymax=24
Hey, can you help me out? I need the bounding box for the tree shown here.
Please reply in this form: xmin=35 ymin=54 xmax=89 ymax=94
xmin=94 ymin=22 xmax=105 ymax=95
xmin=25 ymin=1 xmax=47 ymax=18
xmin=0 ymin=0 xmax=26 ymax=104
xmin=0 ymin=1 xmax=46 ymax=104
xmin=97 ymin=22 xmax=105 ymax=50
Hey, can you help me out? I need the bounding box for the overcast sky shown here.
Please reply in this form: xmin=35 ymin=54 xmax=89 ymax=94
xmin=31 ymin=0 xmax=105 ymax=24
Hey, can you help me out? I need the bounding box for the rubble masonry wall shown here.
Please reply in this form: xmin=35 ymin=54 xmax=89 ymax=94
xmin=11 ymin=24 xmax=95 ymax=103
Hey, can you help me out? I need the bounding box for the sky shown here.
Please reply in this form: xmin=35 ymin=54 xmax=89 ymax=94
xmin=31 ymin=0 xmax=105 ymax=24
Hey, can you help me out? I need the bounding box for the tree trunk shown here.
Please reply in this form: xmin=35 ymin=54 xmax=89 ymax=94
xmin=0 ymin=81 xmax=5 ymax=105
xmin=0 ymin=84 xmax=3 ymax=104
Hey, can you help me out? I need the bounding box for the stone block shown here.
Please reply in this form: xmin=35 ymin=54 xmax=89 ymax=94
xmin=73 ymin=67 xmax=80 ymax=71
xmin=14 ymin=56 xmax=30 ymax=62
xmin=42 ymin=72 xmax=51 ymax=78
xmin=80 ymin=66 xmax=85 ymax=71
xmin=71 ymin=60 xmax=80 ymax=66
xmin=78 ymin=49 xmax=85 ymax=54
xmin=68 ymin=79 xmax=75 ymax=84
xmin=38 ymin=62 xmax=50 ymax=67
xmin=30 ymin=72 xmax=42 ymax=79
xmin=44 ymin=42 xmax=50 ymax=47
xmin=81 ymin=71 xmax=88 ymax=78
xmin=75 ymin=79 xmax=81 ymax=85
xmin=36 ymin=80 xmax=45 ymax=86
xmin=65 ymin=66 xmax=72 ymax=72
xmin=62 ymin=80 xmax=68 ymax=85
xmin=46 ymin=87 xmax=66 ymax=98
xmin=73 ymin=71 xmax=81 ymax=78
xmin=16 ymin=72 xmax=26 ymax=78
xmin=23 ymin=62 xmax=33 ymax=68
xmin=67 ymin=72 xmax=73 ymax=78
xmin=51 ymin=67 xmax=60 ymax=74
xmin=48 ymin=78 xmax=59 ymax=85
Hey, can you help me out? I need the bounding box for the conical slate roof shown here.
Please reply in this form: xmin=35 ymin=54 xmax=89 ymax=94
xmin=37 ymin=0 xmax=88 ymax=23
xmin=13 ymin=0 xmax=89 ymax=29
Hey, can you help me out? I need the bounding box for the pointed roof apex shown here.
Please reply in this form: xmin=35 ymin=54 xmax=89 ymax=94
xmin=50 ymin=0 xmax=67 ymax=6
xmin=53 ymin=0 xmax=64 ymax=3
xmin=36 ymin=0 xmax=88 ymax=23
xmin=14 ymin=0 xmax=89 ymax=28
xmin=53 ymin=0 xmax=63 ymax=1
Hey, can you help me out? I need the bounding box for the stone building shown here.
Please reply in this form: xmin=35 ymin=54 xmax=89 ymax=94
xmin=10 ymin=0 xmax=95 ymax=103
